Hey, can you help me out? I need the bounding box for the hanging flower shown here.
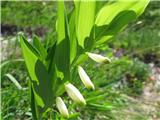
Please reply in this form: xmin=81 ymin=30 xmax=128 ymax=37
xmin=78 ymin=66 xmax=95 ymax=90
xmin=65 ymin=83 xmax=86 ymax=105
xmin=86 ymin=52 xmax=111 ymax=63
xmin=56 ymin=97 xmax=69 ymax=118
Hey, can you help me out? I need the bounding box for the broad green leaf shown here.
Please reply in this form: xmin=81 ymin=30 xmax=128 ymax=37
xmin=46 ymin=43 xmax=57 ymax=94
xmin=33 ymin=60 xmax=54 ymax=112
xmin=95 ymin=1 xmax=136 ymax=26
xmin=57 ymin=1 xmax=65 ymax=44
xmin=109 ymin=11 xmax=136 ymax=34
xmin=129 ymin=0 xmax=150 ymax=17
xmin=33 ymin=35 xmax=47 ymax=62
xmin=95 ymin=1 xmax=107 ymax=15
xmin=75 ymin=1 xmax=95 ymax=48
xmin=95 ymin=0 xmax=150 ymax=44
xmin=46 ymin=42 xmax=57 ymax=73
xmin=19 ymin=35 xmax=38 ymax=82
xmin=55 ymin=1 xmax=70 ymax=83
xmin=96 ymin=10 xmax=137 ymax=45
xmin=69 ymin=10 xmax=77 ymax=64
xmin=84 ymin=25 xmax=95 ymax=51
xmin=20 ymin=35 xmax=46 ymax=109
xmin=95 ymin=0 xmax=149 ymax=26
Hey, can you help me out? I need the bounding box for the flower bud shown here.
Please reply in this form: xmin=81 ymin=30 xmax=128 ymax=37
xmin=86 ymin=52 xmax=111 ymax=63
xmin=56 ymin=97 xmax=69 ymax=118
xmin=65 ymin=83 xmax=86 ymax=105
xmin=78 ymin=66 xmax=95 ymax=90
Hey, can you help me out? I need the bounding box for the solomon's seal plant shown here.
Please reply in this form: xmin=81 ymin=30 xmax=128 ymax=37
xmin=19 ymin=0 xmax=149 ymax=119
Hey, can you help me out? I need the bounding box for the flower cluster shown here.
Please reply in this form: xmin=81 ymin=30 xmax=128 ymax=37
xmin=56 ymin=52 xmax=111 ymax=118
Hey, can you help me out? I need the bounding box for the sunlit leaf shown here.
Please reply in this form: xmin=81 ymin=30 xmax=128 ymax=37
xmin=55 ymin=1 xmax=70 ymax=83
xmin=95 ymin=0 xmax=150 ymax=44
xmin=69 ymin=10 xmax=77 ymax=64
xmin=75 ymin=1 xmax=95 ymax=48
xmin=20 ymin=35 xmax=46 ymax=109
xmin=33 ymin=35 xmax=47 ymax=62
xmin=19 ymin=35 xmax=38 ymax=82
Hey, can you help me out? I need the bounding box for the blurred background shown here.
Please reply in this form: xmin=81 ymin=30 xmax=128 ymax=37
xmin=1 ymin=1 xmax=160 ymax=120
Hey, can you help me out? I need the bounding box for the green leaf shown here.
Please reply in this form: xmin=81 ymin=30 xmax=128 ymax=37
xmin=95 ymin=0 xmax=149 ymax=26
xmin=95 ymin=1 xmax=135 ymax=26
xmin=5 ymin=73 xmax=23 ymax=90
xmin=30 ymin=84 xmax=38 ymax=120
xmin=20 ymin=35 xmax=46 ymax=109
xmin=69 ymin=10 xmax=77 ymax=64
xmin=68 ymin=113 xmax=80 ymax=119
xmin=95 ymin=0 xmax=150 ymax=44
xmin=75 ymin=1 xmax=96 ymax=48
xmin=46 ymin=42 xmax=57 ymax=73
xmin=19 ymin=35 xmax=38 ymax=82
xmin=55 ymin=1 xmax=70 ymax=83
xmin=57 ymin=1 xmax=65 ymax=44
xmin=33 ymin=60 xmax=54 ymax=112
xmin=33 ymin=35 xmax=47 ymax=62
xmin=84 ymin=26 xmax=95 ymax=51
xmin=96 ymin=10 xmax=137 ymax=45
xmin=87 ymin=103 xmax=113 ymax=111
xmin=46 ymin=43 xmax=57 ymax=94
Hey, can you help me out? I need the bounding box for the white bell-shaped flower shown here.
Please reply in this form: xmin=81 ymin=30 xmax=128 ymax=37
xmin=65 ymin=83 xmax=86 ymax=105
xmin=56 ymin=97 xmax=69 ymax=118
xmin=86 ymin=52 xmax=111 ymax=63
xmin=78 ymin=66 xmax=95 ymax=90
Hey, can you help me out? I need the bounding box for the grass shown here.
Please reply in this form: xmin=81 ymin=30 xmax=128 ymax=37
xmin=1 ymin=86 xmax=30 ymax=120
xmin=110 ymin=29 xmax=160 ymax=61
xmin=1 ymin=1 xmax=56 ymax=29
xmin=1 ymin=38 xmax=29 ymax=119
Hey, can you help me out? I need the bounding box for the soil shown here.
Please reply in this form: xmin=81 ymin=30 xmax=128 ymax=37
xmin=114 ymin=63 xmax=160 ymax=120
